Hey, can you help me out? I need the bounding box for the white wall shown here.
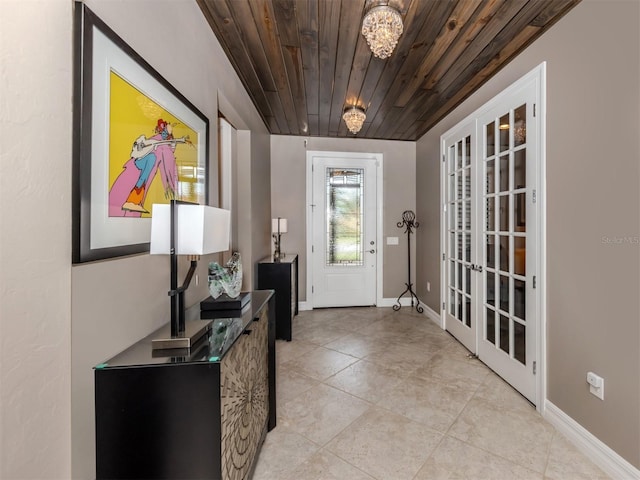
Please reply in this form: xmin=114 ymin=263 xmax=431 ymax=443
xmin=416 ymin=0 xmax=640 ymax=468
xmin=1 ymin=0 xmax=72 ymax=477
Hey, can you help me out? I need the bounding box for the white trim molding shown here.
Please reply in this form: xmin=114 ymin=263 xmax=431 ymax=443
xmin=419 ymin=302 xmax=442 ymax=327
xmin=544 ymin=401 xmax=640 ymax=480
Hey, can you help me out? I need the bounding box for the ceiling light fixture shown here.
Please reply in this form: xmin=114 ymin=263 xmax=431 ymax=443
xmin=342 ymin=106 xmax=366 ymax=134
xmin=361 ymin=4 xmax=403 ymax=59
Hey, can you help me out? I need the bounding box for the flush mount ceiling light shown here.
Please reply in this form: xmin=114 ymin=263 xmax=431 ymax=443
xmin=342 ymin=106 xmax=366 ymax=134
xmin=361 ymin=4 xmax=403 ymax=59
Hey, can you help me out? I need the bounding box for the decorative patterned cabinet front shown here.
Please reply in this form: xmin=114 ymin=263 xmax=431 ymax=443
xmin=257 ymin=254 xmax=298 ymax=341
xmin=95 ymin=291 xmax=275 ymax=480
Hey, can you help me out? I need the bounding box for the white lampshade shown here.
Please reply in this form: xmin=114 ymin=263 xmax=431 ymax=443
xmin=272 ymin=218 xmax=288 ymax=234
xmin=150 ymin=204 xmax=230 ymax=255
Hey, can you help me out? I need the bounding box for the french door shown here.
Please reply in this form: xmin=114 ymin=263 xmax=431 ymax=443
xmin=443 ymin=65 xmax=543 ymax=404
xmin=443 ymin=123 xmax=476 ymax=352
xmin=309 ymin=153 xmax=379 ymax=307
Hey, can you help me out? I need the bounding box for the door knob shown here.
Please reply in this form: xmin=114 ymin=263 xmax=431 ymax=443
xmin=369 ymin=249 xmax=375 ymax=254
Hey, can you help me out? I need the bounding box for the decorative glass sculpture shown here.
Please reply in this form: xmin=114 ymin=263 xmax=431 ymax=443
xmin=208 ymin=252 xmax=243 ymax=299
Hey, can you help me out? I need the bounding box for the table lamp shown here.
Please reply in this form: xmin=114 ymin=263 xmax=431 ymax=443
xmin=272 ymin=217 xmax=287 ymax=261
xmin=150 ymin=200 xmax=230 ymax=349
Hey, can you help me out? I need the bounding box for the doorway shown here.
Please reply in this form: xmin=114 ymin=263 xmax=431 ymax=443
xmin=307 ymin=151 xmax=382 ymax=308
xmin=442 ymin=64 xmax=545 ymax=406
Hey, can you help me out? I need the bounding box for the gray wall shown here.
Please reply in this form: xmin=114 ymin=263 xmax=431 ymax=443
xmin=70 ymin=1 xmax=271 ymax=478
xmin=415 ymin=0 xmax=639 ymax=468
xmin=270 ymin=136 xmax=416 ymax=303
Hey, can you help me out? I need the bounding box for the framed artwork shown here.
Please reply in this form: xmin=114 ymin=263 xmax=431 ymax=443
xmin=72 ymin=3 xmax=209 ymax=263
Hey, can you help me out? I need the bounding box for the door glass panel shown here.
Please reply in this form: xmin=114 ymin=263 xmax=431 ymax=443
xmin=465 ymin=265 xmax=471 ymax=294
xmin=465 ymin=200 xmax=471 ymax=230
xmin=450 ymin=288 xmax=456 ymax=315
xmin=457 ymin=203 xmax=463 ymax=229
xmin=486 ymin=235 xmax=495 ymax=269
xmin=465 ymin=135 xmax=471 ymax=166
xmin=499 ymin=154 xmax=509 ymax=192
xmin=486 ymin=160 xmax=495 ymax=194
xmin=457 ymin=172 xmax=463 ymax=200
xmin=514 ymin=149 xmax=526 ymax=189
xmin=515 ymin=193 xmax=526 ymax=231
xmin=499 ymin=235 xmax=510 ymax=272
xmin=499 ymin=196 xmax=509 ymax=231
xmin=514 ymin=279 xmax=526 ymax=320
xmin=514 ymin=237 xmax=526 ymax=276
xmin=486 ymin=122 xmax=495 ymax=157
xmin=457 ymin=292 xmax=462 ymax=320
xmin=499 ymin=114 xmax=509 ymax=152
xmin=486 ymin=271 xmax=495 ymax=306
xmin=499 ymin=275 xmax=509 ymax=313
xmin=499 ymin=314 xmax=509 ymax=353
xmin=450 ymin=232 xmax=455 ymax=257
xmin=486 ymin=307 xmax=495 ymax=344
xmin=514 ymin=321 xmax=525 ymax=364
xmin=449 ymin=203 xmax=456 ymax=227
xmin=457 ymin=141 xmax=463 ymax=165
xmin=514 ymin=104 xmax=526 ymax=147
xmin=449 ymin=145 xmax=456 ymax=172
xmin=465 ymin=296 xmax=471 ymax=327
xmin=465 ymin=233 xmax=471 ymax=262
xmin=450 ymin=261 xmax=455 ymax=287
xmin=325 ymin=168 xmax=363 ymax=266
xmin=486 ymin=197 xmax=495 ymax=231
xmin=457 ymin=262 xmax=462 ymax=290
xmin=449 ymin=174 xmax=455 ymax=201
xmin=457 ymin=233 xmax=463 ymax=259
xmin=464 ymin=169 xmax=471 ymax=199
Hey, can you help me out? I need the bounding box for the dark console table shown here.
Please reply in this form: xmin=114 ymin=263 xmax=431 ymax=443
xmin=257 ymin=254 xmax=298 ymax=341
xmin=94 ymin=290 xmax=275 ymax=480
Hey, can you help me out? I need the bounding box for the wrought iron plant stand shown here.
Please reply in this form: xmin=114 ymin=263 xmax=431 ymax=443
xmin=393 ymin=210 xmax=424 ymax=313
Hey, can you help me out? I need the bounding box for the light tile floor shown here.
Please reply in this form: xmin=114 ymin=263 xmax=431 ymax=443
xmin=253 ymin=306 xmax=609 ymax=480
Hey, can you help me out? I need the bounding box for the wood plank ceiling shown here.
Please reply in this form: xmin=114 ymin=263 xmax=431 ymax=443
xmin=197 ymin=0 xmax=580 ymax=141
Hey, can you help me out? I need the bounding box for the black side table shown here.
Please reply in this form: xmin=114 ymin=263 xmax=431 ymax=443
xmin=257 ymin=254 xmax=298 ymax=341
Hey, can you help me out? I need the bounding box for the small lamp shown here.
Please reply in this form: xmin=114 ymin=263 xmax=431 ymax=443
xmin=150 ymin=200 xmax=230 ymax=350
xmin=271 ymin=217 xmax=288 ymax=261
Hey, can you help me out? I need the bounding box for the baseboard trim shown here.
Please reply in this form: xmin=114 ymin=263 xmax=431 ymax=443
xmin=419 ymin=302 xmax=442 ymax=327
xmin=543 ymin=400 xmax=640 ymax=480
xmin=377 ymin=297 xmax=415 ymax=308
xmin=298 ymin=301 xmax=311 ymax=311
xmin=298 ymin=299 xmax=408 ymax=310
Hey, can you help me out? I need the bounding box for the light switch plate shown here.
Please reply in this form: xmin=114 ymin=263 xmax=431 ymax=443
xmin=386 ymin=237 xmax=399 ymax=245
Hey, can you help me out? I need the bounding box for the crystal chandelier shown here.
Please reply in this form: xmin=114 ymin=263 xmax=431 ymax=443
xmin=342 ymin=106 xmax=366 ymax=134
xmin=361 ymin=4 xmax=403 ymax=59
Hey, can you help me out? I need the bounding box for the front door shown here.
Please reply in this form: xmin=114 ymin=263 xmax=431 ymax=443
xmin=310 ymin=153 xmax=378 ymax=307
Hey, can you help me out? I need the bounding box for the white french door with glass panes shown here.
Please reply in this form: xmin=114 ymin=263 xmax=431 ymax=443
xmin=443 ymin=122 xmax=477 ymax=352
xmin=442 ymin=64 xmax=543 ymax=405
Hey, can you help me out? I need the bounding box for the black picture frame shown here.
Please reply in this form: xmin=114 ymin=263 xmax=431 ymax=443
xmin=72 ymin=3 xmax=209 ymax=263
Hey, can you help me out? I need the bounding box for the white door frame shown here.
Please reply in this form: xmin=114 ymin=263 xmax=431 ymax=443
xmin=306 ymin=150 xmax=384 ymax=309
xmin=439 ymin=63 xmax=547 ymax=410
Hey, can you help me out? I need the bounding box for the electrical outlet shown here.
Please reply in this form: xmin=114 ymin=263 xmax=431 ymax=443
xmin=427 ymin=281 xmax=431 ymax=292
xmin=587 ymin=371 xmax=604 ymax=400
xmin=195 ymin=274 xmax=199 ymax=286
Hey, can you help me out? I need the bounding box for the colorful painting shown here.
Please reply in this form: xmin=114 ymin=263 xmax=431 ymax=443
xmin=72 ymin=4 xmax=209 ymax=263
xmin=108 ymin=72 xmax=201 ymax=218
